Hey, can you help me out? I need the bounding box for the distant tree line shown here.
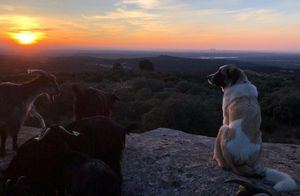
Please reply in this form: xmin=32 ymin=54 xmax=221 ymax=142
xmin=2 ymin=63 xmax=299 ymax=144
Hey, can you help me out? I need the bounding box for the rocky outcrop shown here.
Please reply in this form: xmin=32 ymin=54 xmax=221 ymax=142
xmin=0 ymin=127 xmax=299 ymax=195
xmin=122 ymin=128 xmax=300 ymax=196
xmin=0 ymin=127 xmax=41 ymax=171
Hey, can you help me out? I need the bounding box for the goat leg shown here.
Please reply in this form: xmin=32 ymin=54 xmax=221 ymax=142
xmin=0 ymin=130 xmax=7 ymax=156
xmin=12 ymin=135 xmax=18 ymax=151
xmin=29 ymin=106 xmax=46 ymax=129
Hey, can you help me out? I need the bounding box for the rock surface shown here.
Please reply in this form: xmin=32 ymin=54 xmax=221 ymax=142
xmin=122 ymin=128 xmax=300 ymax=196
xmin=0 ymin=127 xmax=299 ymax=196
xmin=0 ymin=126 xmax=41 ymax=171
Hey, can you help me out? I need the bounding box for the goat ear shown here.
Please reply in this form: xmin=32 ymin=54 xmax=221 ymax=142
xmin=72 ymin=85 xmax=82 ymax=96
xmin=111 ymin=94 xmax=120 ymax=102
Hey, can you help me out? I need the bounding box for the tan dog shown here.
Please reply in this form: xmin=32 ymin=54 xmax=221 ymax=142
xmin=208 ymin=65 xmax=297 ymax=192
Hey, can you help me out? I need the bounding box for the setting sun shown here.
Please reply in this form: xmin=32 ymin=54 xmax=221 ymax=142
xmin=16 ymin=32 xmax=35 ymax=45
xmin=10 ymin=31 xmax=44 ymax=45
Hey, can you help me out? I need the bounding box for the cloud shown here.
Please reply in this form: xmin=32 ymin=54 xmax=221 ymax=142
xmin=0 ymin=4 xmax=16 ymax=12
xmin=0 ymin=15 xmax=41 ymax=32
xmin=87 ymin=8 xmax=158 ymax=20
xmin=9 ymin=27 xmax=54 ymax=33
xmin=1 ymin=1 xmax=298 ymax=50
xmin=233 ymin=9 xmax=280 ymax=23
xmin=84 ymin=0 xmax=193 ymax=33
xmin=119 ymin=0 xmax=187 ymax=10
xmin=0 ymin=14 xmax=62 ymax=42
xmin=121 ymin=0 xmax=159 ymax=9
xmin=83 ymin=5 xmax=166 ymax=33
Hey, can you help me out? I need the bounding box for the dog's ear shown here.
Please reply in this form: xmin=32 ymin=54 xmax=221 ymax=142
xmin=228 ymin=66 xmax=241 ymax=86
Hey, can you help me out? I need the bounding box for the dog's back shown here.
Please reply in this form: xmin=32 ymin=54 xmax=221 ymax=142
xmin=209 ymin=65 xmax=297 ymax=191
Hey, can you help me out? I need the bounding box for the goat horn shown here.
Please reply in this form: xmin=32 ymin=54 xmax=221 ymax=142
xmin=58 ymin=126 xmax=80 ymax=136
xmin=16 ymin=176 xmax=26 ymax=185
xmin=27 ymin=69 xmax=51 ymax=78
xmin=37 ymin=127 xmax=51 ymax=141
xmin=5 ymin=179 xmax=12 ymax=188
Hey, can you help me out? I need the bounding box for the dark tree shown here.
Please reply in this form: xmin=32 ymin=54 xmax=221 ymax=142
xmin=139 ymin=59 xmax=154 ymax=72
xmin=111 ymin=62 xmax=125 ymax=77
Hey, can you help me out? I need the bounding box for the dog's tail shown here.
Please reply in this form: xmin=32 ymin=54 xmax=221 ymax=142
xmin=257 ymin=167 xmax=297 ymax=192
xmin=224 ymin=179 xmax=274 ymax=196
xmin=232 ymin=164 xmax=297 ymax=192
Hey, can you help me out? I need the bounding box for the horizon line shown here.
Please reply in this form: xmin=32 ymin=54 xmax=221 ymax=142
xmin=1 ymin=46 xmax=300 ymax=55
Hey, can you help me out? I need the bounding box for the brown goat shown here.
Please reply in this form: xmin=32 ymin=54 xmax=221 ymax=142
xmin=27 ymin=104 xmax=47 ymax=129
xmin=0 ymin=69 xmax=60 ymax=156
xmin=72 ymin=85 xmax=118 ymax=120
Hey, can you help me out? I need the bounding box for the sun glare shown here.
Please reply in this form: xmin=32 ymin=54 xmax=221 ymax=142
xmin=10 ymin=31 xmax=44 ymax=45
xmin=16 ymin=32 xmax=35 ymax=44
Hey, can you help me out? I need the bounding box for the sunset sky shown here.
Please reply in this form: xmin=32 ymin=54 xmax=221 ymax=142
xmin=1 ymin=0 xmax=300 ymax=52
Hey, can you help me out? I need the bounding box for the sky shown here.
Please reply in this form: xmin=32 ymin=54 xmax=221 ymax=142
xmin=1 ymin=0 xmax=300 ymax=52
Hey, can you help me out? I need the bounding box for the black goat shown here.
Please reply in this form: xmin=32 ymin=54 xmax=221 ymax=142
xmin=3 ymin=125 xmax=122 ymax=195
xmin=64 ymin=151 xmax=121 ymax=196
xmin=65 ymin=116 xmax=127 ymax=182
xmin=3 ymin=126 xmax=78 ymax=195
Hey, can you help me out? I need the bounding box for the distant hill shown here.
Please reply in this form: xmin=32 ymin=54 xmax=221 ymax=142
xmin=106 ymin=55 xmax=281 ymax=74
xmin=0 ymin=54 xmax=293 ymax=75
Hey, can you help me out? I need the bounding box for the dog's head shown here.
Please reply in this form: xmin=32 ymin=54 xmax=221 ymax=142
xmin=207 ymin=65 xmax=247 ymax=90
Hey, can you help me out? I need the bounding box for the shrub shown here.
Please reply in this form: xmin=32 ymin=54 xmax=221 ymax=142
xmin=132 ymin=78 xmax=165 ymax=92
xmin=141 ymin=107 xmax=164 ymax=131
xmin=135 ymin=88 xmax=153 ymax=100
xmin=139 ymin=59 xmax=154 ymax=72
xmin=176 ymin=81 xmax=193 ymax=93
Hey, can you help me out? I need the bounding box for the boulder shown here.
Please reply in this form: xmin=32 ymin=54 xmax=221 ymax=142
xmin=122 ymin=128 xmax=300 ymax=196
xmin=1 ymin=127 xmax=299 ymax=195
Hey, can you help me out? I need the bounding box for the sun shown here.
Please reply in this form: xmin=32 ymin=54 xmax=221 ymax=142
xmin=10 ymin=31 xmax=44 ymax=45
xmin=16 ymin=32 xmax=36 ymax=45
